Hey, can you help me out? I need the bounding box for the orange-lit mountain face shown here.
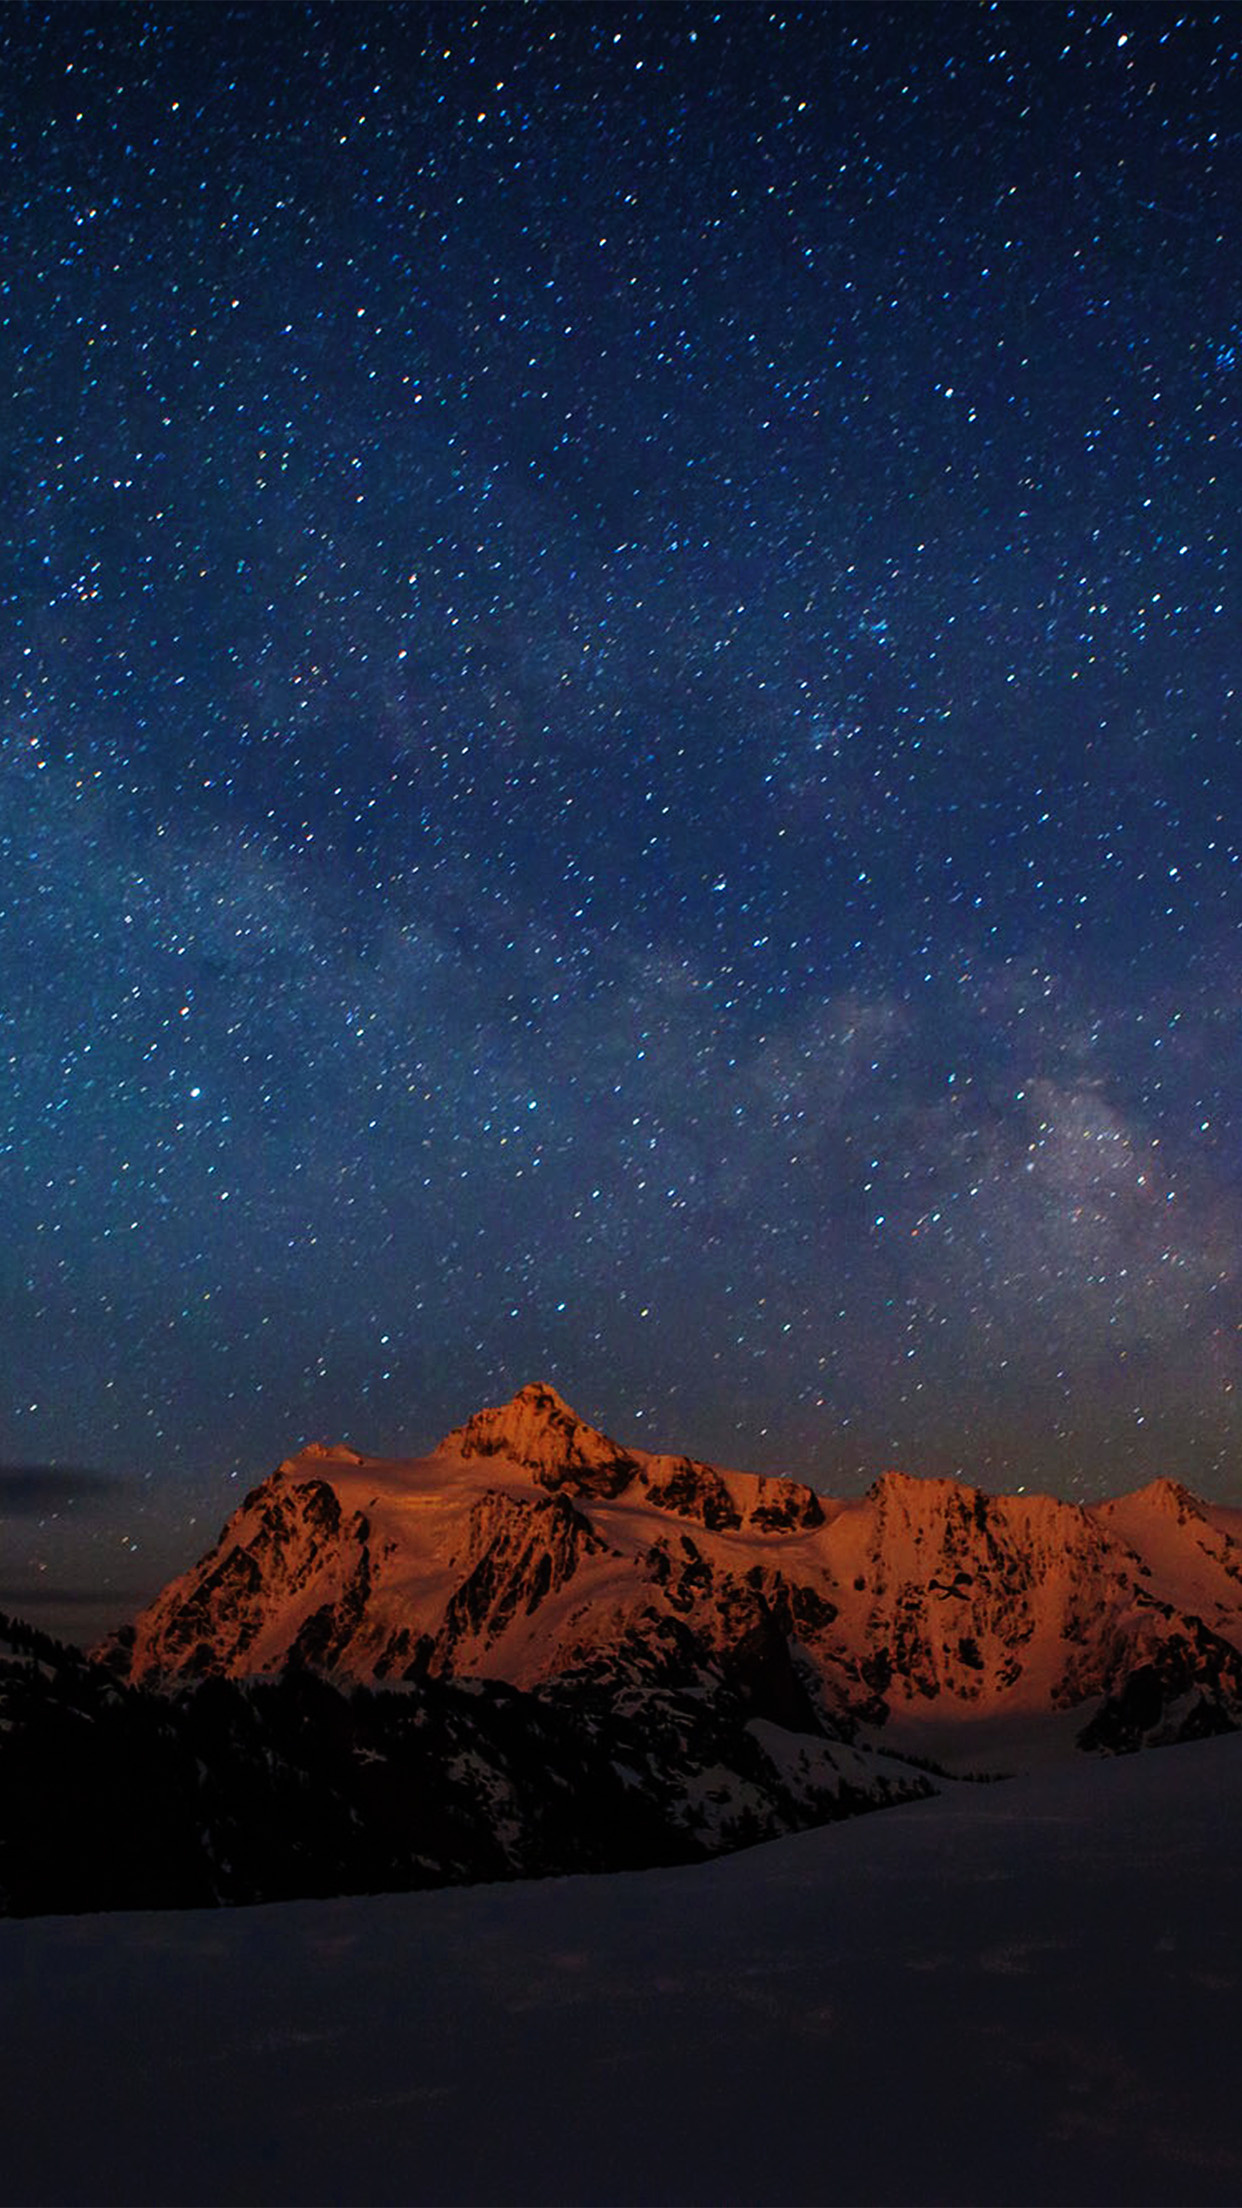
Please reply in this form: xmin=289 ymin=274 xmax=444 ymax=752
xmin=103 ymin=1383 xmax=1242 ymax=1765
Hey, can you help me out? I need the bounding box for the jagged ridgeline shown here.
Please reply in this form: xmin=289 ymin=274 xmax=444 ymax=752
xmin=5 ymin=1384 xmax=1242 ymax=1915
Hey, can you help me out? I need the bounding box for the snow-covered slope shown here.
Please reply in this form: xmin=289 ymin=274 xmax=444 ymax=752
xmin=103 ymin=1383 xmax=1242 ymax=1759
xmin=5 ymin=1732 xmax=1242 ymax=2207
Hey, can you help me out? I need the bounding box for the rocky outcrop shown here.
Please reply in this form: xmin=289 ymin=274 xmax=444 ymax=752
xmin=441 ymin=1380 xmax=639 ymax=1499
xmin=435 ymin=1488 xmax=609 ymax=1664
xmin=637 ymin=1456 xmax=743 ymax=1531
xmin=113 ymin=1476 xmax=374 ymax=1684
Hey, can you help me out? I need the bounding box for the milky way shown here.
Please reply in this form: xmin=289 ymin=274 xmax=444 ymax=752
xmin=3 ymin=4 xmax=1241 ymax=1620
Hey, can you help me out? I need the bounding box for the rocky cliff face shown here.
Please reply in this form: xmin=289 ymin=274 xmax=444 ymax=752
xmin=101 ymin=1384 xmax=1242 ymax=1765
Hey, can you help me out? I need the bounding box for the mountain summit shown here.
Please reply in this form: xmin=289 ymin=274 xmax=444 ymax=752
xmin=439 ymin=1380 xmax=639 ymax=1496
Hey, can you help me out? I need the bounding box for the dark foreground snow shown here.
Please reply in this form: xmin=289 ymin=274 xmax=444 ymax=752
xmin=4 ymin=1734 xmax=1242 ymax=2207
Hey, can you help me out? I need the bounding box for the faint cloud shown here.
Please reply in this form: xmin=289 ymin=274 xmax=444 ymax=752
xmin=0 ymin=1582 xmax=122 ymax=1609
xmin=0 ymin=1466 xmax=129 ymax=1518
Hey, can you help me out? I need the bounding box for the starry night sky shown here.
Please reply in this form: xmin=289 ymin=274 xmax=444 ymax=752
xmin=4 ymin=2 xmax=1242 ymax=1633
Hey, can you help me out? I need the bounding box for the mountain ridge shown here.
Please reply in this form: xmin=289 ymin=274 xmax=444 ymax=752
xmin=101 ymin=1382 xmax=1242 ymax=1768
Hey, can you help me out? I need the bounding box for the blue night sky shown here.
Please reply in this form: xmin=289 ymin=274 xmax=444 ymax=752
xmin=3 ymin=2 xmax=1241 ymax=1634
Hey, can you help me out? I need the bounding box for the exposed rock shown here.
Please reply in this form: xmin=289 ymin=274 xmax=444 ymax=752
xmin=441 ymin=1380 xmax=639 ymax=1499
xmin=638 ymin=1455 xmax=743 ymax=1531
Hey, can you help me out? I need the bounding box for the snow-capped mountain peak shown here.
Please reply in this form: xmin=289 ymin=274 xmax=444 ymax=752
xmin=437 ymin=1380 xmax=639 ymax=1498
xmin=98 ymin=1387 xmax=1242 ymax=1775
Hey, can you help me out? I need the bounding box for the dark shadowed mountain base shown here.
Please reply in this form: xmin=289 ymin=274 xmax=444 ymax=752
xmin=0 ymin=1610 xmax=930 ymax=1913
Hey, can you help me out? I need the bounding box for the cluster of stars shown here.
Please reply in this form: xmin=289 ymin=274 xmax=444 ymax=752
xmin=2 ymin=5 xmax=1242 ymax=1628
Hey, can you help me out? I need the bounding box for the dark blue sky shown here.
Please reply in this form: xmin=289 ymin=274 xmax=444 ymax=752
xmin=4 ymin=3 xmax=1241 ymax=1633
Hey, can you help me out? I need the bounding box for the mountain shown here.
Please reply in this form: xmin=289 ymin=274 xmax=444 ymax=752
xmin=8 ymin=1384 xmax=1242 ymax=1917
xmin=104 ymin=1381 xmax=1242 ymax=1762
